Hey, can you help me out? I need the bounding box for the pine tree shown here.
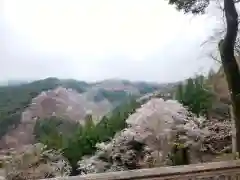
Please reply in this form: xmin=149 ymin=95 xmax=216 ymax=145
xmin=175 ymin=76 xmax=213 ymax=116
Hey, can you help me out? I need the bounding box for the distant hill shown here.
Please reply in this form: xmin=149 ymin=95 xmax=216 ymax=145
xmin=0 ymin=80 xmax=30 ymax=86
xmin=0 ymin=77 xmax=166 ymax=149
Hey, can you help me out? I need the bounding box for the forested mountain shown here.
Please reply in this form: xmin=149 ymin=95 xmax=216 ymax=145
xmin=0 ymin=72 xmax=234 ymax=179
xmin=0 ymin=77 xmax=164 ymax=150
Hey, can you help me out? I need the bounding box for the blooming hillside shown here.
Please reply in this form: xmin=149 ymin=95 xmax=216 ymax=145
xmin=78 ymin=98 xmax=231 ymax=174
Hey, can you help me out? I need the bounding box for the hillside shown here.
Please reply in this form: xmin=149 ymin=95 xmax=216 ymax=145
xmin=0 ymin=74 xmax=232 ymax=178
xmin=0 ymin=77 xmax=164 ymax=149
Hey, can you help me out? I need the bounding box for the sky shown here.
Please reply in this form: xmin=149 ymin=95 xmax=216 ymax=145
xmin=1 ymin=0 xmax=221 ymax=83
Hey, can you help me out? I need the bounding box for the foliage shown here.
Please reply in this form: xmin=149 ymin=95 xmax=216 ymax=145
xmin=4 ymin=143 xmax=72 ymax=180
xmin=78 ymin=98 xmax=220 ymax=174
xmin=0 ymin=78 xmax=90 ymax=138
xmin=60 ymin=79 xmax=90 ymax=93
xmin=168 ymin=143 xmax=189 ymax=166
xmin=34 ymin=117 xmax=80 ymax=150
xmin=66 ymin=99 xmax=140 ymax=174
xmin=0 ymin=77 xmax=156 ymax=174
xmin=168 ymin=0 xmax=210 ymax=14
xmin=175 ymin=75 xmax=213 ymax=116
xmin=0 ymin=77 xmax=159 ymax=139
xmin=93 ymin=89 xmax=132 ymax=104
xmin=134 ymin=82 xmax=160 ymax=95
xmin=0 ymin=78 xmax=63 ymax=138
xmin=33 ymin=99 xmax=141 ymax=175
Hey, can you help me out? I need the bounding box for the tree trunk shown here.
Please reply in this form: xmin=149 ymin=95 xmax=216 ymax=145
xmin=219 ymin=0 xmax=240 ymax=155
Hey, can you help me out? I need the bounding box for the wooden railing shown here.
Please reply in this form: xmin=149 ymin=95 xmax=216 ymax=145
xmin=46 ymin=160 xmax=240 ymax=180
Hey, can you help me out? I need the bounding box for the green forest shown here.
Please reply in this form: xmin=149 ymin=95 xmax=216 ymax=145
xmin=175 ymin=75 xmax=213 ymax=117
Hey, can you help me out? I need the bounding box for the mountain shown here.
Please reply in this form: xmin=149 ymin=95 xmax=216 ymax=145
xmin=0 ymin=80 xmax=30 ymax=86
xmin=0 ymin=77 xmax=165 ymax=149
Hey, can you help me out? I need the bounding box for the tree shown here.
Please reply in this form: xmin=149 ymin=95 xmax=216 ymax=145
xmin=175 ymin=76 xmax=213 ymax=117
xmin=168 ymin=0 xmax=240 ymax=154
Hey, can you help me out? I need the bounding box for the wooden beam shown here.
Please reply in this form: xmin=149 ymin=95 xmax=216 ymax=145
xmin=44 ymin=160 xmax=240 ymax=180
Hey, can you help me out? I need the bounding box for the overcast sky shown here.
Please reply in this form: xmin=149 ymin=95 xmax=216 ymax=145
xmin=1 ymin=0 xmax=221 ymax=83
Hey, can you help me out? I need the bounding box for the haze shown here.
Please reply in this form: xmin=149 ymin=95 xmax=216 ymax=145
xmin=1 ymin=0 xmax=220 ymax=83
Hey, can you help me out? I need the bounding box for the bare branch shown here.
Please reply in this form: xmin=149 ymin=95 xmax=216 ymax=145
xmin=208 ymin=52 xmax=222 ymax=64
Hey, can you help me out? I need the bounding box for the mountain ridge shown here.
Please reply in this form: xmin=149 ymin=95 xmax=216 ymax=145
xmin=0 ymin=77 xmax=170 ymax=150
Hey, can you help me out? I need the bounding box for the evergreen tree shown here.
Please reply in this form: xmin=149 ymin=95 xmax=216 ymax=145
xmin=175 ymin=76 xmax=213 ymax=116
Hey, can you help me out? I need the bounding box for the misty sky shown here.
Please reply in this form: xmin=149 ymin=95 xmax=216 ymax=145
xmin=1 ymin=0 xmax=221 ymax=83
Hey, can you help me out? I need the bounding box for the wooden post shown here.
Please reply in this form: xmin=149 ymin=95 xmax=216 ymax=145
xmin=230 ymin=105 xmax=237 ymax=153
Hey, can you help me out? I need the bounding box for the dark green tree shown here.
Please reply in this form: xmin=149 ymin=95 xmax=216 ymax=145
xmin=175 ymin=76 xmax=213 ymax=117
